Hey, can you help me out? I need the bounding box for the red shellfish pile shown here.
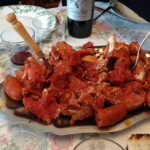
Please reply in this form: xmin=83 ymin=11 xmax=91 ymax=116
xmin=3 ymin=35 xmax=150 ymax=128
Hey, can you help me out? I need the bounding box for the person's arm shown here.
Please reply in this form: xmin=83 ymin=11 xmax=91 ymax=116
xmin=119 ymin=0 xmax=150 ymax=21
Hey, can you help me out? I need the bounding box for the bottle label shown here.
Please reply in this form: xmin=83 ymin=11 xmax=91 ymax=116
xmin=67 ymin=0 xmax=93 ymax=21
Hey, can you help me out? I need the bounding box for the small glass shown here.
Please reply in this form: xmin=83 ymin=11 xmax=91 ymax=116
xmin=1 ymin=27 xmax=35 ymax=74
xmin=32 ymin=14 xmax=65 ymax=56
xmin=74 ymin=137 xmax=125 ymax=150
xmin=0 ymin=122 xmax=47 ymax=150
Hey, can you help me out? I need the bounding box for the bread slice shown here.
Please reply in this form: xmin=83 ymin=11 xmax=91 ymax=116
xmin=128 ymin=134 xmax=150 ymax=150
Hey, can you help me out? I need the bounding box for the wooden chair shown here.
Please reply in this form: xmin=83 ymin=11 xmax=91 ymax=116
xmin=21 ymin=0 xmax=60 ymax=8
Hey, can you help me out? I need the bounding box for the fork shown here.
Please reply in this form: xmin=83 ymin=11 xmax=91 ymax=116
xmin=132 ymin=31 xmax=150 ymax=70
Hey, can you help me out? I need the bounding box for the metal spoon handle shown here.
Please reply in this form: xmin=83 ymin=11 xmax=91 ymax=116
xmin=132 ymin=31 xmax=150 ymax=70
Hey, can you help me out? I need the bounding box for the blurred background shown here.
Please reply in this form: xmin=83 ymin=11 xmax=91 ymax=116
xmin=0 ymin=0 xmax=108 ymax=8
xmin=0 ymin=0 xmax=61 ymax=8
xmin=0 ymin=0 xmax=150 ymax=21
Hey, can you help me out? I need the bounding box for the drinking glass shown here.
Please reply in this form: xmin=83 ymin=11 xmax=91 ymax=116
xmin=1 ymin=26 xmax=35 ymax=74
xmin=74 ymin=137 xmax=125 ymax=150
xmin=0 ymin=122 xmax=47 ymax=150
xmin=32 ymin=14 xmax=65 ymax=56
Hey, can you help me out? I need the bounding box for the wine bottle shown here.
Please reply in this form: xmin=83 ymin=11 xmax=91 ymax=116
xmin=67 ymin=0 xmax=94 ymax=38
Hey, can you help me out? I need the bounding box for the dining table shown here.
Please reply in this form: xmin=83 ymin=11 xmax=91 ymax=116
xmin=0 ymin=1 xmax=150 ymax=149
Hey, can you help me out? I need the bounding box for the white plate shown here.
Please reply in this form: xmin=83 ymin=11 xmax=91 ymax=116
xmin=0 ymin=5 xmax=56 ymax=49
xmin=0 ymin=89 xmax=150 ymax=135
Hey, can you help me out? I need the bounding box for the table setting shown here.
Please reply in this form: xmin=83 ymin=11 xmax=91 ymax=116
xmin=0 ymin=0 xmax=150 ymax=149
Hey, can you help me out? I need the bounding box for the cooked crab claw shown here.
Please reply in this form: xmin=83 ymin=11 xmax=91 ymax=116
xmin=95 ymin=104 xmax=128 ymax=127
xmin=3 ymin=76 xmax=23 ymax=101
